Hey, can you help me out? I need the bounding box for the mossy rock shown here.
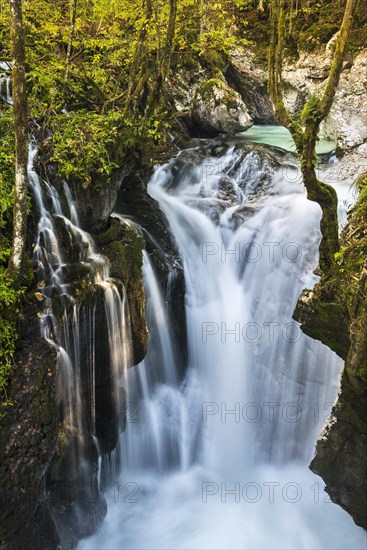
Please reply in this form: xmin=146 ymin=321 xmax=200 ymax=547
xmin=295 ymin=171 xmax=367 ymax=530
xmin=294 ymin=287 xmax=350 ymax=359
xmin=97 ymin=218 xmax=148 ymax=365
xmin=199 ymin=49 xmax=228 ymax=73
xmin=192 ymin=78 xmax=253 ymax=136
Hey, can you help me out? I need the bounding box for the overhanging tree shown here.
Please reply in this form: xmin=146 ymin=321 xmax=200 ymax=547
xmin=63 ymin=0 xmax=78 ymax=100
xmin=7 ymin=0 xmax=28 ymax=287
xmin=268 ymin=0 xmax=359 ymax=272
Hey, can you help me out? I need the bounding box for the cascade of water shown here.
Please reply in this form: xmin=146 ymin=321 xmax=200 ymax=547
xmin=0 ymin=69 xmax=12 ymax=105
xmin=79 ymin=144 xmax=365 ymax=550
xmin=117 ymin=245 xmax=185 ymax=472
xmin=147 ymin=147 xmax=339 ymax=472
xmin=28 ymin=142 xmax=134 ymax=486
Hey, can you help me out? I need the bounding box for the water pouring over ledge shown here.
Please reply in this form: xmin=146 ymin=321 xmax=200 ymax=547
xmin=28 ymin=141 xmax=135 ymax=540
xmin=79 ymin=143 xmax=365 ymax=549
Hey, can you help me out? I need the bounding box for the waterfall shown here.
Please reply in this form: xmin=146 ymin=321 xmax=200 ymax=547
xmin=0 ymin=62 xmax=12 ymax=106
xmin=28 ymin=143 xmax=134 ymax=504
xmin=2 ymin=68 xmax=136 ymax=540
xmin=79 ymin=144 xmax=365 ymax=549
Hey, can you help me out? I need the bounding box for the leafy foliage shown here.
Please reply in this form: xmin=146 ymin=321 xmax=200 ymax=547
xmin=239 ymin=0 xmax=367 ymax=60
xmin=301 ymin=93 xmax=321 ymax=124
xmin=0 ymin=110 xmax=23 ymax=401
xmin=50 ymin=110 xmax=127 ymax=188
xmin=49 ymin=110 xmax=170 ymax=188
xmin=0 ymin=0 xmax=252 ymax=188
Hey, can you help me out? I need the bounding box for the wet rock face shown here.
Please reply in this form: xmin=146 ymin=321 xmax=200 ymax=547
xmin=310 ymin=305 xmax=367 ymax=531
xmin=0 ymin=317 xmax=61 ymax=550
xmin=294 ymin=288 xmax=350 ymax=360
xmin=73 ymin=162 xmax=134 ymax=232
xmin=310 ymin=375 xmax=367 ymax=531
xmin=95 ymin=218 xmax=148 ymax=366
xmin=227 ymin=49 xmax=277 ymax=124
xmin=294 ymin=175 xmax=367 ymax=530
xmin=115 ymin=170 xmax=188 ymax=376
xmin=46 ymin=431 xmax=108 ymax=548
xmin=192 ymin=78 xmax=253 ymax=136
xmin=282 ymin=49 xmax=367 ymax=150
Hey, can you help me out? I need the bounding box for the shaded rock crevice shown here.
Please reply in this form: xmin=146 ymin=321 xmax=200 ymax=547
xmin=0 ymin=314 xmax=61 ymax=549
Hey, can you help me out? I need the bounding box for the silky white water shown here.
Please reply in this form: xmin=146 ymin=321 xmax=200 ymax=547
xmin=28 ymin=142 xmax=133 ymax=484
xmin=0 ymin=68 xmax=12 ymax=106
xmin=79 ymin=144 xmax=365 ymax=549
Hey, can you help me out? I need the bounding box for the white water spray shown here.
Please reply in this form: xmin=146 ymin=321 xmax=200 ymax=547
xmin=79 ymin=144 xmax=365 ymax=549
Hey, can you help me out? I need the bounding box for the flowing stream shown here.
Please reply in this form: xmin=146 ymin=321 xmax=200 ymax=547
xmin=79 ymin=143 xmax=365 ymax=549
xmin=2 ymin=59 xmax=363 ymax=549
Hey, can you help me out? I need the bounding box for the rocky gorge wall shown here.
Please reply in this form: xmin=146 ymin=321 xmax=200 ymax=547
xmin=170 ymin=43 xmax=366 ymax=178
xmin=1 ymin=41 xmax=366 ymax=548
xmin=169 ymin=44 xmax=367 ymax=529
xmin=295 ymin=172 xmax=367 ymax=530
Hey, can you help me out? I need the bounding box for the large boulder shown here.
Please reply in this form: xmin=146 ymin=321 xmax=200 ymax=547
xmin=282 ymin=48 xmax=367 ymax=150
xmin=321 ymin=51 xmax=367 ymax=149
xmin=192 ymin=78 xmax=253 ymax=135
xmin=227 ymin=48 xmax=277 ymax=124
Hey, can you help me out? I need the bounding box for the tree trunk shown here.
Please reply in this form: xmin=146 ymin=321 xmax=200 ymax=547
xmin=124 ymin=0 xmax=153 ymax=115
xmin=199 ymin=0 xmax=204 ymax=46
xmin=147 ymin=0 xmax=177 ymax=116
xmin=268 ymin=0 xmax=358 ymax=272
xmin=7 ymin=0 xmax=28 ymax=288
xmin=161 ymin=0 xmax=177 ymax=82
xmin=299 ymin=122 xmax=340 ymax=270
xmin=63 ymin=0 xmax=78 ymax=100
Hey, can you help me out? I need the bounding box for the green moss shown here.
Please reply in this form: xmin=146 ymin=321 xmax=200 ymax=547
xmin=199 ymin=49 xmax=228 ymax=73
xmin=197 ymin=78 xmax=224 ymax=97
xmin=48 ymin=110 xmax=137 ymax=190
xmin=295 ymin=171 xmax=367 ymax=368
xmin=196 ymin=78 xmax=239 ymax=110
xmin=301 ymin=94 xmax=321 ymax=125
xmin=97 ymin=220 xmax=147 ymax=363
xmin=96 ymin=220 xmax=125 ymax=247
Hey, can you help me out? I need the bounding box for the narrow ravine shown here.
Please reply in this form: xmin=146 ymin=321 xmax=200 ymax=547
xmin=78 ymin=143 xmax=366 ymax=549
xmin=1 ymin=3 xmax=366 ymax=547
